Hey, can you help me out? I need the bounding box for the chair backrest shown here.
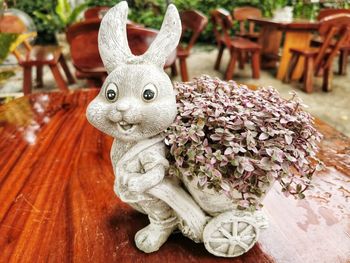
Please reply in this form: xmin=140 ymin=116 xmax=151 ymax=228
xmin=66 ymin=20 xmax=175 ymax=71
xmin=66 ymin=19 xmax=103 ymax=71
xmin=315 ymin=14 xmax=350 ymax=74
xmin=210 ymin=9 xmax=233 ymax=47
xmin=317 ymin=8 xmax=350 ymax=21
xmin=126 ymin=26 xmax=176 ymax=68
xmin=233 ymin=6 xmax=262 ymax=35
xmin=84 ymin=6 xmax=110 ymax=20
xmin=179 ymin=10 xmax=208 ymax=51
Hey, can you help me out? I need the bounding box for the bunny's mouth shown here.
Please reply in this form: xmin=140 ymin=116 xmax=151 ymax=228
xmin=118 ymin=121 xmax=136 ymax=132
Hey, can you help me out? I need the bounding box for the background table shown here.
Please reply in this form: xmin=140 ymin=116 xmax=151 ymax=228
xmin=250 ymin=18 xmax=319 ymax=80
xmin=0 ymin=89 xmax=349 ymax=262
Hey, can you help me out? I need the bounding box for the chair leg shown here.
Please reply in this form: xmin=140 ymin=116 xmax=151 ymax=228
xmin=338 ymin=49 xmax=348 ymax=75
xmin=303 ymin=57 xmax=314 ymax=93
xmin=59 ymin=55 xmax=75 ymax=84
xmin=299 ymin=72 xmax=304 ymax=83
xmin=238 ymin=51 xmax=244 ymax=70
xmin=225 ymin=49 xmax=237 ymax=80
xmin=50 ymin=65 xmax=69 ymax=92
xmin=171 ymin=61 xmax=178 ymax=77
xmin=214 ymin=45 xmax=225 ymax=70
xmin=36 ymin=65 xmax=43 ymax=88
xmin=322 ymin=67 xmax=333 ymax=92
xmin=23 ymin=66 xmax=32 ymax=95
xmin=284 ymin=53 xmax=300 ymax=83
xmin=179 ymin=57 xmax=189 ymax=82
xmin=251 ymin=50 xmax=260 ymax=79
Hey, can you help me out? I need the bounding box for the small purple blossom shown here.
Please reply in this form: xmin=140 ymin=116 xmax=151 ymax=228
xmin=165 ymin=75 xmax=323 ymax=209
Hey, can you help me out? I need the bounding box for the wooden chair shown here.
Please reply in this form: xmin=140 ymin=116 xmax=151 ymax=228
xmin=84 ymin=6 xmax=110 ymax=20
xmin=314 ymin=9 xmax=350 ymax=75
xmin=284 ymin=14 xmax=350 ymax=93
xmin=66 ymin=20 xmax=176 ymax=87
xmin=0 ymin=14 xmax=75 ymax=95
xmin=126 ymin=26 xmax=176 ymax=68
xmin=232 ymin=6 xmax=262 ymax=42
xmin=211 ymin=8 xmax=261 ymax=80
xmin=317 ymin=8 xmax=350 ymax=20
xmin=84 ymin=6 xmax=141 ymax=27
xmin=173 ymin=10 xmax=208 ymax=82
xmin=66 ymin=19 xmax=107 ymax=87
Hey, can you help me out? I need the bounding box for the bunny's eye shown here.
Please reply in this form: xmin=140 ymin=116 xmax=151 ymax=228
xmin=142 ymin=83 xmax=157 ymax=102
xmin=105 ymin=83 xmax=118 ymax=102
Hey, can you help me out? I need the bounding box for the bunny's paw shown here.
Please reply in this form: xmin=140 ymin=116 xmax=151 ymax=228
xmin=128 ymin=176 xmax=147 ymax=193
xmin=134 ymin=223 xmax=175 ymax=253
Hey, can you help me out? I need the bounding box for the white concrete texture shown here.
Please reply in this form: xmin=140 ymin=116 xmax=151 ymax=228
xmin=86 ymin=1 xmax=268 ymax=257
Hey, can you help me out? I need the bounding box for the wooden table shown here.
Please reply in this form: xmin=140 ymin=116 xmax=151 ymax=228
xmin=249 ymin=18 xmax=319 ymax=80
xmin=0 ymin=89 xmax=349 ymax=262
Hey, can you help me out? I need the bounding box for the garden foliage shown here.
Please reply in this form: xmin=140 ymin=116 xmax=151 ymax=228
xmin=6 ymin=0 xmax=350 ymax=44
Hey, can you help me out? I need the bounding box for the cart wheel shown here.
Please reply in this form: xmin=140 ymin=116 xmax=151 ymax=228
xmin=203 ymin=211 xmax=260 ymax=257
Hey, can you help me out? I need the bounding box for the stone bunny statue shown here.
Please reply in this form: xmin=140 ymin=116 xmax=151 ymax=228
xmin=87 ymin=1 xmax=267 ymax=257
xmin=86 ymin=1 xmax=206 ymax=254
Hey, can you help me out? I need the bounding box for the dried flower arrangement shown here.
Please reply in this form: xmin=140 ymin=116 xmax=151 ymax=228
xmin=165 ymin=75 xmax=323 ymax=209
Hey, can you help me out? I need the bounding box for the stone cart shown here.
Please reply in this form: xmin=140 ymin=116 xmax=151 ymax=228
xmin=148 ymin=176 xmax=270 ymax=257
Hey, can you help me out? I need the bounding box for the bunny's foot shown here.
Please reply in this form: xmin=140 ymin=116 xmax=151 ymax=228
xmin=135 ymin=216 xmax=178 ymax=253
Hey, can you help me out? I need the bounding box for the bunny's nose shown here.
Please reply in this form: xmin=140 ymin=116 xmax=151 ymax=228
xmin=115 ymin=99 xmax=130 ymax=112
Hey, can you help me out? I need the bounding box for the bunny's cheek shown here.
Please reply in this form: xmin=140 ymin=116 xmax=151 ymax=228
xmin=107 ymin=109 xmax=122 ymax=123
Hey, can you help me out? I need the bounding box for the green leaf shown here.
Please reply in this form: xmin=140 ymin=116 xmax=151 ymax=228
xmin=68 ymin=3 xmax=88 ymax=25
xmin=33 ymin=11 xmax=52 ymax=24
xmin=187 ymin=149 xmax=196 ymax=161
xmin=56 ymin=0 xmax=71 ymax=26
xmin=296 ymin=184 xmax=302 ymax=193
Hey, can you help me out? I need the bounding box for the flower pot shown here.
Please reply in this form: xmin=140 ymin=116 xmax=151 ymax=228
xmin=181 ymin=174 xmax=274 ymax=216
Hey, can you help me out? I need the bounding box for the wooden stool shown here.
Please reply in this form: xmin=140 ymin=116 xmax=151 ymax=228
xmin=19 ymin=46 xmax=75 ymax=94
xmin=0 ymin=13 xmax=75 ymax=95
xmin=225 ymin=37 xmax=261 ymax=80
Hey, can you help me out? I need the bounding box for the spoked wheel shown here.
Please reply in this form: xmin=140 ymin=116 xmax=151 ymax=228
xmin=203 ymin=211 xmax=260 ymax=257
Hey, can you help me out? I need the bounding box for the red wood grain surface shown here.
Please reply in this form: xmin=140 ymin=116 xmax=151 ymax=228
xmin=0 ymin=89 xmax=349 ymax=262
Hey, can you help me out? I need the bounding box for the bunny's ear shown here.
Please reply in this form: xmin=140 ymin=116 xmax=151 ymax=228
xmin=142 ymin=4 xmax=182 ymax=68
xmin=98 ymin=1 xmax=136 ymax=73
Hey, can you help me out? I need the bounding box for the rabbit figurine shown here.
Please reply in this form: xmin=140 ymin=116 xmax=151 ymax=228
xmin=87 ymin=1 xmax=270 ymax=258
xmin=86 ymin=1 xmax=206 ymax=253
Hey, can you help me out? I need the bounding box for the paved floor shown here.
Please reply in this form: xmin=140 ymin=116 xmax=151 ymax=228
xmin=1 ymin=45 xmax=349 ymax=136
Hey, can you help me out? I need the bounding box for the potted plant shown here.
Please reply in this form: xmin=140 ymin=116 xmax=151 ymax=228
xmin=33 ymin=0 xmax=87 ymax=48
xmin=86 ymin=2 xmax=324 ymax=257
xmin=165 ymin=75 xmax=323 ymax=211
